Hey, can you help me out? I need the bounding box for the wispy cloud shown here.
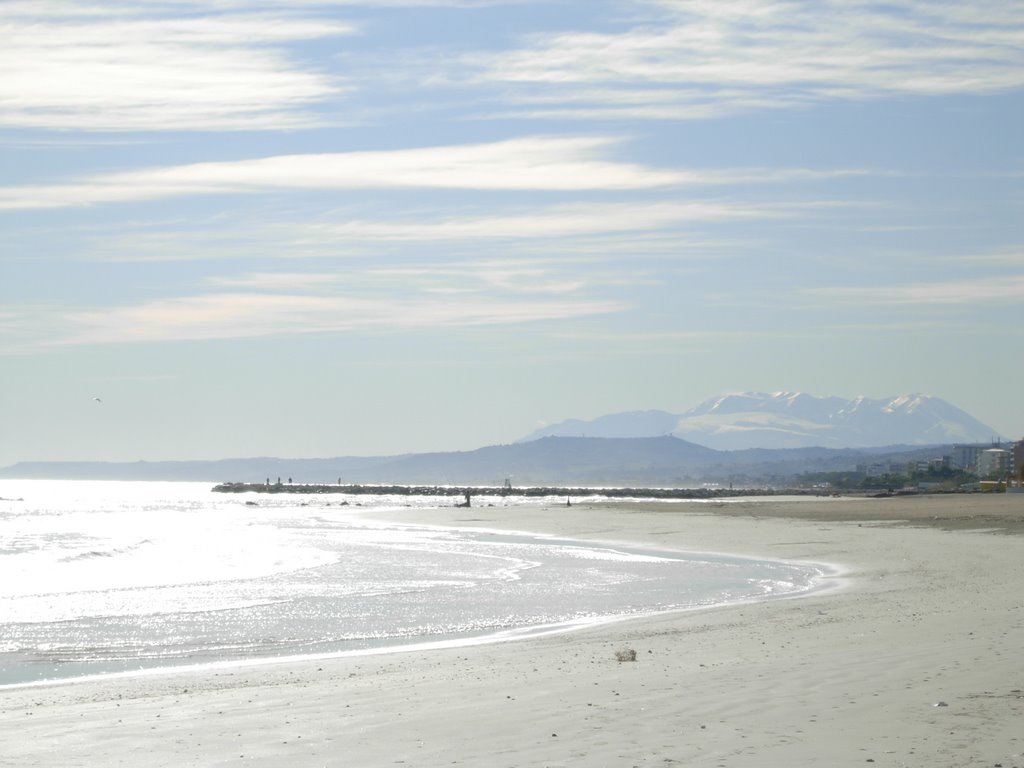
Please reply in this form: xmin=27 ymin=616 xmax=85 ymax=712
xmin=47 ymin=187 xmax=850 ymax=266
xmin=52 ymin=291 xmax=622 ymax=346
xmin=0 ymin=137 xmax=868 ymax=211
xmin=812 ymin=274 xmax=1024 ymax=305
xmin=462 ymin=0 xmax=1024 ymax=120
xmin=70 ymin=218 xmax=770 ymax=263
xmin=938 ymin=247 xmax=1024 ymax=267
xmin=15 ymin=0 xmax=1016 ymax=134
xmin=209 ymin=258 xmax=620 ymax=297
xmin=0 ymin=137 xmax=703 ymax=210
xmin=299 ymin=200 xmax=786 ymax=242
xmin=16 ymin=254 xmax=632 ymax=347
xmin=0 ymin=4 xmax=354 ymax=131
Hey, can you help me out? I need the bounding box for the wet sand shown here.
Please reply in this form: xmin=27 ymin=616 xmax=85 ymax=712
xmin=2 ymin=494 xmax=1023 ymax=767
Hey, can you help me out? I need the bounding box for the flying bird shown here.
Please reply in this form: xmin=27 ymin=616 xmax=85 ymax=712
xmin=93 ymin=397 xmax=102 ymax=403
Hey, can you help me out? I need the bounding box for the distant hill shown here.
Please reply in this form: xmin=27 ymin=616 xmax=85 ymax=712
xmin=520 ymin=392 xmax=999 ymax=450
xmin=0 ymin=436 xmax=967 ymax=487
xmin=349 ymin=436 xmax=720 ymax=486
xmin=0 ymin=437 xmax=718 ymax=486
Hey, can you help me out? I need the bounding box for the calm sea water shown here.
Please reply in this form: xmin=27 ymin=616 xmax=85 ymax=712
xmin=0 ymin=480 xmax=824 ymax=686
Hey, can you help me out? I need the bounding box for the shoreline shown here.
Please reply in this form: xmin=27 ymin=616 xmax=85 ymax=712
xmin=0 ymin=515 xmax=836 ymax=691
xmin=2 ymin=494 xmax=1022 ymax=766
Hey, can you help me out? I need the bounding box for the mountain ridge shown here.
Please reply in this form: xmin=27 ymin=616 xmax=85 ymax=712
xmin=521 ymin=392 xmax=998 ymax=450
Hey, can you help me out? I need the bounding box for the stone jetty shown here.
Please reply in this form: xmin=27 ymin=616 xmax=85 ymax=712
xmin=211 ymin=482 xmax=815 ymax=500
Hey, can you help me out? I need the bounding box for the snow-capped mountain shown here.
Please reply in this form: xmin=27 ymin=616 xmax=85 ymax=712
xmin=520 ymin=392 xmax=999 ymax=450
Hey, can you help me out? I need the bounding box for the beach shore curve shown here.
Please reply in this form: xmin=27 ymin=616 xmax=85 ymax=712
xmin=1 ymin=494 xmax=1022 ymax=767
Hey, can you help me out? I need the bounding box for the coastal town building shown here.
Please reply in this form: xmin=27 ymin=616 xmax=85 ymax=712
xmin=950 ymin=444 xmax=986 ymax=471
xmin=855 ymin=461 xmax=908 ymax=475
xmin=904 ymin=457 xmax=951 ymax=475
xmin=977 ymin=448 xmax=1010 ymax=480
xmin=1012 ymin=440 xmax=1024 ymax=489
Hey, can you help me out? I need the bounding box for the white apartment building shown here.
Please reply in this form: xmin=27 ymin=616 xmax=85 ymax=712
xmin=977 ymin=448 xmax=1010 ymax=479
xmin=951 ymin=444 xmax=985 ymax=471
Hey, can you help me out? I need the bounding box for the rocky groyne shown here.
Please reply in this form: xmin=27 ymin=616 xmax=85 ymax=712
xmin=211 ymin=482 xmax=818 ymax=500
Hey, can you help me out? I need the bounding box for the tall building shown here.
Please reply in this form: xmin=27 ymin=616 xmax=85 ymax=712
xmin=1012 ymin=440 xmax=1024 ymax=488
xmin=977 ymin=448 xmax=1010 ymax=479
xmin=951 ymin=444 xmax=985 ymax=471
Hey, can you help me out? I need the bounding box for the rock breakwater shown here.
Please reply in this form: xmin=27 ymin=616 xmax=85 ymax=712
xmin=211 ymin=482 xmax=817 ymax=500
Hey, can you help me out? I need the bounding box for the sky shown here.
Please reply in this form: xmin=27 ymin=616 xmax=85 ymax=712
xmin=1 ymin=0 xmax=1022 ymax=466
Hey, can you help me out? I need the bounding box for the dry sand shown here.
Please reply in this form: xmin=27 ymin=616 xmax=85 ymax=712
xmin=2 ymin=494 xmax=1023 ymax=767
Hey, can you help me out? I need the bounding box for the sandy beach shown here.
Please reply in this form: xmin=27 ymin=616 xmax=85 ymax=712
xmin=2 ymin=494 xmax=1023 ymax=767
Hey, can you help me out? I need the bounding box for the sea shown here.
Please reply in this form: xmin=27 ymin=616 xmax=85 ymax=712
xmin=0 ymin=480 xmax=826 ymax=687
